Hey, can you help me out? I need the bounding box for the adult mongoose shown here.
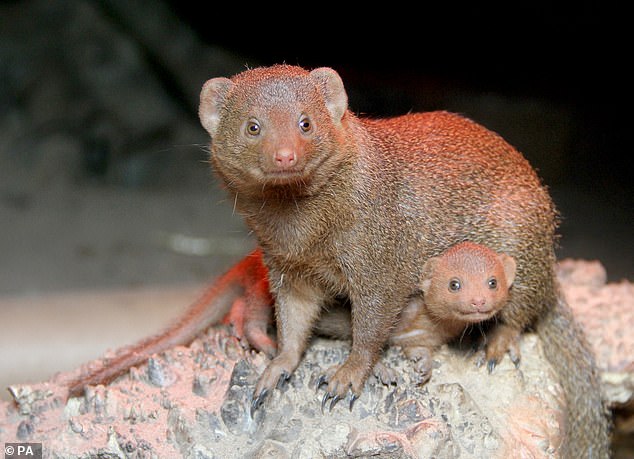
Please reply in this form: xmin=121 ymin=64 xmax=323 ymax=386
xmin=199 ymin=64 xmax=610 ymax=457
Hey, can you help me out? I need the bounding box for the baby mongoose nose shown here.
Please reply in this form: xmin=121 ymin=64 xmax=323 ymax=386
xmin=470 ymin=298 xmax=487 ymax=311
xmin=274 ymin=148 xmax=297 ymax=169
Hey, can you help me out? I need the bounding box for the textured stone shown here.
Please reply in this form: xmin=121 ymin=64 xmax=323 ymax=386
xmin=1 ymin=261 xmax=632 ymax=457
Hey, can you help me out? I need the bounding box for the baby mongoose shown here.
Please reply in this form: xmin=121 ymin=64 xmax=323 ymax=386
xmin=316 ymin=241 xmax=516 ymax=384
xmin=199 ymin=64 xmax=609 ymax=457
xmin=392 ymin=241 xmax=516 ymax=382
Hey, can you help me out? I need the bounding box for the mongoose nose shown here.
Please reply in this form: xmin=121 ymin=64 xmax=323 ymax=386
xmin=470 ymin=298 xmax=487 ymax=311
xmin=274 ymin=148 xmax=297 ymax=169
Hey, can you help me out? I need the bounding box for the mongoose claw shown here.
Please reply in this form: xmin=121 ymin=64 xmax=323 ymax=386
xmin=321 ymin=391 xmax=333 ymax=413
xmin=348 ymin=393 xmax=359 ymax=411
xmin=510 ymin=354 xmax=521 ymax=368
xmin=276 ymin=370 xmax=291 ymax=390
xmin=315 ymin=374 xmax=328 ymax=392
xmin=415 ymin=369 xmax=432 ymax=386
xmin=320 ymin=389 xmax=357 ymax=413
xmin=508 ymin=344 xmax=521 ymax=368
xmin=250 ymin=388 xmax=269 ymax=417
xmin=487 ymin=358 xmax=498 ymax=374
xmin=329 ymin=394 xmax=342 ymax=412
xmin=474 ymin=349 xmax=487 ymax=368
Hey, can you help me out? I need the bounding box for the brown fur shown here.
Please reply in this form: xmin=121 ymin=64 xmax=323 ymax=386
xmin=390 ymin=241 xmax=516 ymax=381
xmin=199 ymin=65 xmax=610 ymax=457
xmin=314 ymin=241 xmax=516 ymax=384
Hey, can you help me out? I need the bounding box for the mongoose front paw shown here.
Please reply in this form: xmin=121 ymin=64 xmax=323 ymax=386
xmin=480 ymin=324 xmax=521 ymax=372
xmin=223 ymin=297 xmax=277 ymax=359
xmin=401 ymin=345 xmax=433 ymax=384
xmin=251 ymin=355 xmax=295 ymax=415
xmin=412 ymin=359 xmax=432 ymax=385
xmin=317 ymin=359 xmax=368 ymax=412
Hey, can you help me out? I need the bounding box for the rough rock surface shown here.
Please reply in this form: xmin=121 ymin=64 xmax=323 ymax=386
xmin=1 ymin=333 xmax=562 ymax=458
xmin=557 ymin=259 xmax=634 ymax=406
xmin=1 ymin=260 xmax=632 ymax=458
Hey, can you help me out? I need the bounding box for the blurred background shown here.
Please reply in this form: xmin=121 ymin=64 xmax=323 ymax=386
xmin=0 ymin=0 xmax=631 ymax=411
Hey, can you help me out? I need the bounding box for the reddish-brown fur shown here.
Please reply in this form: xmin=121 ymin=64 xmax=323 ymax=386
xmin=199 ymin=65 xmax=610 ymax=457
xmin=200 ymin=65 xmax=554 ymax=396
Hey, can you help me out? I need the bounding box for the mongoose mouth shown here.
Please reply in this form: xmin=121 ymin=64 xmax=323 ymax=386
xmin=233 ymin=164 xmax=323 ymax=198
xmin=457 ymin=310 xmax=496 ymax=323
xmin=259 ymin=169 xmax=311 ymax=186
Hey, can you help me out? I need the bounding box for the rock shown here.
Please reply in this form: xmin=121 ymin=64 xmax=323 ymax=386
xmin=1 ymin=260 xmax=632 ymax=457
xmin=0 ymin=329 xmax=562 ymax=458
xmin=557 ymin=258 xmax=608 ymax=287
xmin=558 ymin=259 xmax=634 ymax=409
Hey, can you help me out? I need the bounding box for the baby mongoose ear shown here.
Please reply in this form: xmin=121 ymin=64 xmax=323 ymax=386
xmin=498 ymin=253 xmax=517 ymax=287
xmin=199 ymin=77 xmax=234 ymax=137
xmin=309 ymin=67 xmax=348 ymax=123
xmin=420 ymin=257 xmax=439 ymax=295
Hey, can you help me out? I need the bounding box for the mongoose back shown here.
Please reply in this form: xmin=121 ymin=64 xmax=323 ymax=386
xmin=199 ymin=64 xmax=610 ymax=457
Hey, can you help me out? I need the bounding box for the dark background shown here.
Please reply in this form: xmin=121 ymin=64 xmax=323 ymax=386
xmin=179 ymin=3 xmax=629 ymax=196
xmin=174 ymin=2 xmax=632 ymax=278
xmin=1 ymin=1 xmax=631 ymax=292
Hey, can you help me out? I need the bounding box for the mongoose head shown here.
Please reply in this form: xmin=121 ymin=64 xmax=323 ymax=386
xmin=199 ymin=65 xmax=350 ymax=197
xmin=421 ymin=242 xmax=516 ymax=324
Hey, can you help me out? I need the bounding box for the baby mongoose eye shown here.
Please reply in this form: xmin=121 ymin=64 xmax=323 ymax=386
xmin=298 ymin=115 xmax=312 ymax=133
xmin=488 ymin=277 xmax=498 ymax=289
xmin=448 ymin=278 xmax=461 ymax=292
xmin=246 ymin=119 xmax=261 ymax=136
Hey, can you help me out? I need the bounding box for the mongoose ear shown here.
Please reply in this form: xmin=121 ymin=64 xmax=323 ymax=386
xmin=199 ymin=77 xmax=234 ymax=137
xmin=420 ymin=257 xmax=439 ymax=294
xmin=309 ymin=67 xmax=348 ymax=123
xmin=498 ymin=254 xmax=517 ymax=287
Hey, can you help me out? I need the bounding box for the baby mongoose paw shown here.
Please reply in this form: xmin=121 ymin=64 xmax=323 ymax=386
xmin=403 ymin=346 xmax=433 ymax=384
xmin=479 ymin=324 xmax=522 ymax=373
xmin=371 ymin=361 xmax=398 ymax=386
xmin=412 ymin=360 xmax=433 ymax=385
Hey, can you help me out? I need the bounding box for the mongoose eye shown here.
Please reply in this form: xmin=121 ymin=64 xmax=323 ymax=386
xmin=246 ymin=119 xmax=261 ymax=136
xmin=488 ymin=277 xmax=498 ymax=289
xmin=448 ymin=278 xmax=461 ymax=292
xmin=298 ymin=116 xmax=312 ymax=133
